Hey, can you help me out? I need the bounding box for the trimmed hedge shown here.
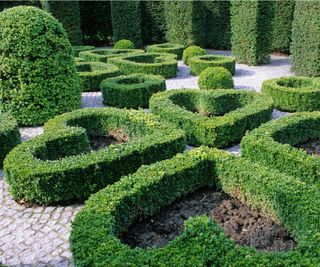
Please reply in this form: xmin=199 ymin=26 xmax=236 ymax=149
xmin=231 ymin=0 xmax=274 ymax=65
xmin=198 ymin=67 xmax=234 ymax=90
xmin=108 ymin=53 xmax=178 ymax=79
xmin=72 ymin=45 xmax=95 ymax=57
xmin=261 ymin=77 xmax=320 ymax=112
xmin=71 ymin=146 xmax=320 ymax=266
xmin=147 ymin=43 xmax=185 ymax=59
xmin=4 ymin=108 xmax=186 ymax=204
xmin=241 ymin=112 xmax=320 ymax=185
xmin=149 ymin=89 xmax=273 ymax=147
xmin=78 ymin=48 xmax=143 ymax=63
xmin=189 ymin=55 xmax=236 ymax=76
xmin=114 ymin=39 xmax=135 ymax=49
xmin=77 ymin=62 xmax=120 ymax=92
xmin=182 ymin=45 xmax=207 ymax=65
xmin=101 ymin=74 xmax=165 ymax=109
xmin=0 ymin=113 xmax=20 ymax=167
xmin=0 ymin=6 xmax=81 ymax=126
xmin=291 ymin=1 xmax=320 ymax=77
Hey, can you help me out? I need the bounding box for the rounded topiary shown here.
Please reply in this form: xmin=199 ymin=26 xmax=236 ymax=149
xmin=0 ymin=6 xmax=81 ymax=126
xmin=182 ymin=46 xmax=207 ymax=65
xmin=72 ymin=45 xmax=95 ymax=57
xmin=198 ymin=67 xmax=234 ymax=90
xmin=147 ymin=43 xmax=185 ymax=59
xmin=114 ymin=39 xmax=135 ymax=49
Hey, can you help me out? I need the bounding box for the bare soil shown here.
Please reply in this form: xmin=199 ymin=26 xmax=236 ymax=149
xmin=295 ymin=138 xmax=320 ymax=156
xmin=90 ymin=129 xmax=129 ymax=151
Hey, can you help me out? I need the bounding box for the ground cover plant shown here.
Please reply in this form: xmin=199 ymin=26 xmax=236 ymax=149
xmin=147 ymin=43 xmax=185 ymax=59
xmin=198 ymin=67 xmax=234 ymax=90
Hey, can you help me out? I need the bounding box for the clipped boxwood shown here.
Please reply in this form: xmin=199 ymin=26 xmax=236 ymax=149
xmin=4 ymin=108 xmax=186 ymax=204
xmin=182 ymin=45 xmax=207 ymax=65
xmin=241 ymin=112 xmax=320 ymax=185
xmin=73 ymin=45 xmax=95 ymax=57
xmin=0 ymin=113 xmax=20 ymax=167
xmin=71 ymin=146 xmax=320 ymax=266
xmin=108 ymin=53 xmax=178 ymax=79
xmin=149 ymin=89 xmax=273 ymax=147
xmin=114 ymin=39 xmax=135 ymax=49
xmin=101 ymin=74 xmax=165 ymax=109
xmin=78 ymin=48 xmax=143 ymax=63
xmin=198 ymin=67 xmax=234 ymax=90
xmin=77 ymin=62 xmax=120 ymax=92
xmin=261 ymin=77 xmax=320 ymax=112
xmin=189 ymin=55 xmax=236 ymax=76
xmin=147 ymin=43 xmax=185 ymax=59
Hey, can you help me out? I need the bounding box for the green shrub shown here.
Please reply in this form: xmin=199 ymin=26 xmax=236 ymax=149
xmin=0 ymin=0 xmax=40 ymax=12
xmin=108 ymin=53 xmax=178 ymax=79
xmin=77 ymin=62 xmax=120 ymax=92
xmin=114 ymin=39 xmax=135 ymax=49
xmin=72 ymin=45 xmax=95 ymax=57
xmin=101 ymin=74 xmax=165 ymax=109
xmin=261 ymin=77 xmax=320 ymax=112
xmin=291 ymin=1 xmax=320 ymax=77
xmin=71 ymin=146 xmax=320 ymax=266
xmin=198 ymin=67 xmax=234 ymax=90
xmin=4 ymin=108 xmax=186 ymax=204
xmin=189 ymin=55 xmax=236 ymax=76
xmin=231 ymin=0 xmax=274 ymax=65
xmin=40 ymin=0 xmax=82 ymax=45
xmin=147 ymin=43 xmax=185 ymax=59
xmin=182 ymin=45 xmax=207 ymax=65
xmin=0 ymin=6 xmax=81 ymax=126
xmin=150 ymin=89 xmax=273 ymax=147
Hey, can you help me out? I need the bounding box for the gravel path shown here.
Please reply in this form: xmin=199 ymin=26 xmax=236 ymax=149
xmin=0 ymin=51 xmax=293 ymax=266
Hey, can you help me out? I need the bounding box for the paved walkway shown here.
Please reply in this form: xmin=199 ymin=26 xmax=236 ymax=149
xmin=0 ymin=51 xmax=292 ymax=266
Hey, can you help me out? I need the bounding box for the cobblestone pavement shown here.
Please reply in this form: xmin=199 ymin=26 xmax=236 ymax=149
xmin=0 ymin=51 xmax=292 ymax=266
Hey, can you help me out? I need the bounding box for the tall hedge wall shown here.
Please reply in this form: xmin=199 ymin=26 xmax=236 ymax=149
xmin=271 ymin=0 xmax=295 ymax=54
xmin=0 ymin=0 xmax=40 ymax=11
xmin=111 ymin=0 xmax=143 ymax=48
xmin=291 ymin=1 xmax=320 ymax=77
xmin=231 ymin=0 xmax=274 ymax=65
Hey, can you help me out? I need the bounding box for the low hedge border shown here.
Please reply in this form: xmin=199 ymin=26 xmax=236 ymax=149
xmin=78 ymin=48 xmax=144 ymax=63
xmin=189 ymin=54 xmax=236 ymax=76
xmin=0 ymin=113 xmax=20 ymax=167
xmin=149 ymin=89 xmax=273 ymax=147
xmin=77 ymin=62 xmax=121 ymax=92
xmin=241 ymin=111 xmax=320 ymax=185
xmin=147 ymin=43 xmax=185 ymax=59
xmin=72 ymin=45 xmax=95 ymax=57
xmin=71 ymin=146 xmax=320 ymax=266
xmin=101 ymin=73 xmax=166 ymax=108
xmin=108 ymin=52 xmax=178 ymax=79
xmin=261 ymin=77 xmax=320 ymax=112
xmin=4 ymin=108 xmax=186 ymax=204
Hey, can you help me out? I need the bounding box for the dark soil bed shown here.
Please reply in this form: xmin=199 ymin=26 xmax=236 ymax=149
xmin=120 ymin=188 xmax=296 ymax=252
xmin=89 ymin=129 xmax=129 ymax=151
xmin=295 ymin=138 xmax=320 ymax=156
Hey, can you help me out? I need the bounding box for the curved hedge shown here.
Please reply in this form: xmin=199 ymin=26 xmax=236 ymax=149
xmin=78 ymin=48 xmax=143 ymax=63
xmin=261 ymin=77 xmax=320 ymax=112
xmin=182 ymin=45 xmax=207 ymax=65
xmin=71 ymin=146 xmax=320 ymax=266
xmin=147 ymin=43 xmax=185 ymax=59
xmin=77 ymin=62 xmax=120 ymax=92
xmin=189 ymin=55 xmax=236 ymax=76
xmin=149 ymin=89 xmax=273 ymax=147
xmin=73 ymin=46 xmax=95 ymax=57
xmin=101 ymin=74 xmax=165 ymax=109
xmin=0 ymin=113 xmax=20 ymax=167
xmin=4 ymin=108 xmax=186 ymax=204
xmin=241 ymin=112 xmax=320 ymax=185
xmin=108 ymin=53 xmax=178 ymax=79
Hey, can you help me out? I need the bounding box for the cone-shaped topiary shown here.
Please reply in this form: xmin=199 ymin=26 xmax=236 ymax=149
xmin=198 ymin=67 xmax=234 ymax=90
xmin=0 ymin=6 xmax=81 ymax=126
xmin=114 ymin=39 xmax=135 ymax=49
xmin=182 ymin=46 xmax=206 ymax=65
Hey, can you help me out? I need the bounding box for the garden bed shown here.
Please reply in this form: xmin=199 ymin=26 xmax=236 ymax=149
xmin=295 ymin=138 xmax=320 ymax=156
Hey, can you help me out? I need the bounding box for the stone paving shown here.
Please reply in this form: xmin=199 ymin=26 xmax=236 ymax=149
xmin=0 ymin=51 xmax=292 ymax=266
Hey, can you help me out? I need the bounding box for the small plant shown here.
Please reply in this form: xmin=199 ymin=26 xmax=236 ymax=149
xmin=198 ymin=67 xmax=234 ymax=90
xmin=182 ymin=45 xmax=207 ymax=65
xmin=114 ymin=39 xmax=135 ymax=49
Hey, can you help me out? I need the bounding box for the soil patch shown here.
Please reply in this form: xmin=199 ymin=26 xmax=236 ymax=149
xmin=120 ymin=188 xmax=296 ymax=252
xmin=90 ymin=129 xmax=130 ymax=151
xmin=295 ymin=138 xmax=320 ymax=156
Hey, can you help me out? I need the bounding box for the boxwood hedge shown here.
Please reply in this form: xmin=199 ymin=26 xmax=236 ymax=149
xmin=71 ymin=146 xmax=320 ymax=266
xmin=73 ymin=45 xmax=95 ymax=57
xmin=147 ymin=43 xmax=185 ymax=59
xmin=101 ymin=74 xmax=165 ymax=109
xmin=77 ymin=62 xmax=120 ymax=92
xmin=182 ymin=45 xmax=207 ymax=65
xmin=149 ymin=89 xmax=273 ymax=147
xmin=189 ymin=55 xmax=236 ymax=76
xmin=4 ymin=108 xmax=186 ymax=204
xmin=261 ymin=77 xmax=320 ymax=112
xmin=108 ymin=53 xmax=178 ymax=79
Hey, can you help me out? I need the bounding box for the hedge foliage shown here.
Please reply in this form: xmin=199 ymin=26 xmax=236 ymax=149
xmin=0 ymin=0 xmax=40 ymax=11
xmin=182 ymin=46 xmax=207 ymax=65
xmin=198 ymin=67 xmax=234 ymax=90
xmin=0 ymin=6 xmax=81 ymax=126
xmin=149 ymin=89 xmax=273 ymax=147
xmin=114 ymin=39 xmax=135 ymax=49
xmin=189 ymin=55 xmax=236 ymax=76
xmin=101 ymin=74 xmax=165 ymax=109
xmin=261 ymin=77 xmax=320 ymax=112
xmin=72 ymin=45 xmax=95 ymax=57
xmin=291 ymin=1 xmax=320 ymax=77
xmin=4 ymin=108 xmax=186 ymax=204
xmin=71 ymin=146 xmax=320 ymax=266
xmin=147 ymin=43 xmax=185 ymax=59
xmin=108 ymin=53 xmax=178 ymax=79
xmin=231 ymin=0 xmax=274 ymax=65
xmin=77 ymin=62 xmax=120 ymax=92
